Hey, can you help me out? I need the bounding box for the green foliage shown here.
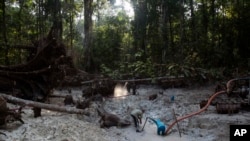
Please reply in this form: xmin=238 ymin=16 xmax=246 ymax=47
xmin=101 ymin=49 xmax=155 ymax=79
xmin=92 ymin=10 xmax=131 ymax=70
xmin=0 ymin=0 xmax=249 ymax=79
xmin=167 ymin=63 xmax=208 ymax=80
xmin=207 ymin=68 xmax=226 ymax=81
xmin=100 ymin=64 xmax=121 ymax=79
xmin=124 ymin=58 xmax=154 ymax=77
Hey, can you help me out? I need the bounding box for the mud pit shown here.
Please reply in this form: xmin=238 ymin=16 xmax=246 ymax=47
xmin=1 ymin=85 xmax=250 ymax=141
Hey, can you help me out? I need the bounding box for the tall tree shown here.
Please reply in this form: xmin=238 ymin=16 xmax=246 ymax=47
xmin=160 ymin=0 xmax=169 ymax=63
xmin=83 ymin=0 xmax=94 ymax=72
xmin=131 ymin=0 xmax=148 ymax=61
xmin=69 ymin=0 xmax=74 ymax=49
xmin=1 ymin=0 xmax=9 ymax=65
xmin=189 ymin=0 xmax=196 ymax=50
xmin=48 ymin=0 xmax=63 ymax=40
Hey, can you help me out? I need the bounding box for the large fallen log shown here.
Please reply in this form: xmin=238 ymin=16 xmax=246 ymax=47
xmin=78 ymin=76 xmax=189 ymax=97
xmin=0 ymin=93 xmax=89 ymax=115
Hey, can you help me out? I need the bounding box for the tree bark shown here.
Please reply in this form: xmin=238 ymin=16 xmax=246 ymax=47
xmin=1 ymin=0 xmax=9 ymax=65
xmin=83 ymin=0 xmax=94 ymax=72
xmin=1 ymin=93 xmax=89 ymax=115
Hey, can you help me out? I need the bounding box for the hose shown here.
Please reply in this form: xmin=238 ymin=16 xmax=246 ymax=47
xmin=165 ymin=90 xmax=226 ymax=135
xmin=226 ymin=77 xmax=250 ymax=94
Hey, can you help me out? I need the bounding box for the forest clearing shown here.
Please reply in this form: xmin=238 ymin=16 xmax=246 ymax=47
xmin=0 ymin=0 xmax=250 ymax=141
xmin=1 ymin=84 xmax=250 ymax=141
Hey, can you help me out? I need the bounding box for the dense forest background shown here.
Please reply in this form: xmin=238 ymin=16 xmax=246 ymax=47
xmin=0 ymin=0 xmax=249 ymax=80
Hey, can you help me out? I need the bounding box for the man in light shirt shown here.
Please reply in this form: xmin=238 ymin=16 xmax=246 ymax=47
xmin=130 ymin=108 xmax=143 ymax=132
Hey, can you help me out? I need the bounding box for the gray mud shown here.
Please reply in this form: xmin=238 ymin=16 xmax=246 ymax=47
xmin=1 ymin=85 xmax=249 ymax=141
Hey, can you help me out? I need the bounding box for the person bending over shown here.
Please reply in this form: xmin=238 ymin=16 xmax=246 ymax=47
xmin=130 ymin=108 xmax=143 ymax=132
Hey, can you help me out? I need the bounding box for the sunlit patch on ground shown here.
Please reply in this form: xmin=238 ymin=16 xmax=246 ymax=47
xmin=114 ymin=83 xmax=128 ymax=98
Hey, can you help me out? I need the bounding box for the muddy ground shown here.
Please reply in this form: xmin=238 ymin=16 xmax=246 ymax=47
xmin=1 ymin=84 xmax=250 ymax=141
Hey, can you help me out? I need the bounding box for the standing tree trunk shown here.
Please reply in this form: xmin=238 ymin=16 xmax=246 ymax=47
xmin=83 ymin=0 xmax=94 ymax=72
xmin=52 ymin=0 xmax=63 ymax=41
xmin=179 ymin=0 xmax=186 ymax=62
xmin=69 ymin=0 xmax=74 ymax=50
xmin=37 ymin=0 xmax=45 ymax=40
xmin=210 ymin=0 xmax=215 ymax=47
xmin=160 ymin=0 xmax=169 ymax=63
xmin=201 ymin=0 xmax=208 ymax=38
xmin=189 ymin=0 xmax=196 ymax=50
xmin=1 ymin=0 xmax=9 ymax=65
xmin=131 ymin=0 xmax=148 ymax=61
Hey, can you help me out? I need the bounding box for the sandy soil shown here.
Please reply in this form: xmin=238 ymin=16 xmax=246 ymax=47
xmin=1 ymin=85 xmax=250 ymax=141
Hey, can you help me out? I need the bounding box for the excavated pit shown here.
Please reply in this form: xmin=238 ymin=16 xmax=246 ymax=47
xmin=1 ymin=85 xmax=250 ymax=141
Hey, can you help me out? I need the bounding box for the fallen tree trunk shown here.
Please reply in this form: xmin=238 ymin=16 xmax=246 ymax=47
xmin=78 ymin=75 xmax=189 ymax=96
xmin=0 ymin=93 xmax=89 ymax=115
xmin=78 ymin=76 xmax=185 ymax=85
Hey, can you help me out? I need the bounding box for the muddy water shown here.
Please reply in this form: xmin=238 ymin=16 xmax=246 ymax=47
xmin=1 ymin=85 xmax=250 ymax=141
xmin=120 ymin=123 xmax=191 ymax=141
xmin=104 ymin=85 xmax=215 ymax=141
